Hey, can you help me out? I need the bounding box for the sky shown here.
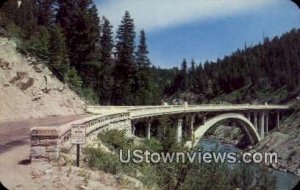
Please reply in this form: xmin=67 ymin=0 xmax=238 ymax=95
xmin=95 ymin=0 xmax=300 ymax=68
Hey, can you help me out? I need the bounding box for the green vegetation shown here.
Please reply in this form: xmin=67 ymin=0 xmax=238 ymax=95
xmin=1 ymin=1 xmax=299 ymax=105
xmin=83 ymin=117 xmax=277 ymax=190
xmin=98 ymin=129 xmax=133 ymax=150
xmin=164 ymin=30 xmax=300 ymax=104
xmin=0 ymin=0 xmax=159 ymax=105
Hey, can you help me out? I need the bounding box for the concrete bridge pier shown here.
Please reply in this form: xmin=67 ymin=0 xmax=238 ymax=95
xmin=276 ymin=112 xmax=280 ymax=129
xmin=190 ymin=115 xmax=195 ymax=139
xmin=147 ymin=120 xmax=151 ymax=140
xmin=246 ymin=112 xmax=251 ymax=121
xmin=176 ymin=119 xmax=183 ymax=143
xmin=259 ymin=112 xmax=265 ymax=138
xmin=203 ymin=116 xmax=207 ymax=124
xmin=253 ymin=112 xmax=258 ymax=129
xmin=132 ymin=125 xmax=136 ymax=136
xmin=265 ymin=113 xmax=269 ymax=135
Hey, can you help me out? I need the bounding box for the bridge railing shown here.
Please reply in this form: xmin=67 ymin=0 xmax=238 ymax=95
xmin=125 ymin=104 xmax=289 ymax=119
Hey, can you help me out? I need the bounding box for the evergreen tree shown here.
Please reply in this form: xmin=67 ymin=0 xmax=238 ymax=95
xmin=98 ymin=17 xmax=114 ymax=104
xmin=189 ymin=59 xmax=196 ymax=91
xmin=181 ymin=58 xmax=189 ymax=92
xmin=56 ymin=0 xmax=101 ymax=89
xmin=49 ymin=25 xmax=70 ymax=81
xmin=134 ymin=30 xmax=154 ymax=105
xmin=112 ymin=11 xmax=136 ymax=105
xmin=36 ymin=0 xmax=55 ymax=26
xmin=0 ymin=0 xmax=18 ymax=25
xmin=15 ymin=0 xmax=38 ymax=40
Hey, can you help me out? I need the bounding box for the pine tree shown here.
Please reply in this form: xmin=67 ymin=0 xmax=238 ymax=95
xmin=181 ymin=58 xmax=189 ymax=92
xmin=56 ymin=0 xmax=101 ymax=89
xmin=189 ymin=59 xmax=196 ymax=91
xmin=134 ymin=30 xmax=154 ymax=105
xmin=36 ymin=0 xmax=55 ymax=26
xmin=49 ymin=25 xmax=70 ymax=81
xmin=79 ymin=3 xmax=101 ymax=89
xmin=15 ymin=0 xmax=38 ymax=40
xmin=0 ymin=0 xmax=18 ymax=25
xmin=98 ymin=17 xmax=114 ymax=104
xmin=112 ymin=11 xmax=136 ymax=105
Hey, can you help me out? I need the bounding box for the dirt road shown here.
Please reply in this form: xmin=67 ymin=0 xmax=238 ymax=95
xmin=0 ymin=115 xmax=88 ymax=154
xmin=0 ymin=115 xmax=119 ymax=190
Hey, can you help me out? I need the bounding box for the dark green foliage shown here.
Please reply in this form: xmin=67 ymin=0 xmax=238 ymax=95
xmin=140 ymin=138 xmax=163 ymax=152
xmin=36 ymin=0 xmax=55 ymax=26
xmin=48 ymin=25 xmax=70 ymax=81
xmin=2 ymin=0 xmax=299 ymax=107
xmin=112 ymin=11 xmax=136 ymax=105
xmin=98 ymin=17 xmax=114 ymax=104
xmin=26 ymin=27 xmax=50 ymax=60
xmin=56 ymin=0 xmax=101 ymax=88
xmin=64 ymin=67 xmax=83 ymax=92
xmin=229 ymin=162 xmax=255 ymax=190
xmin=98 ymin=129 xmax=133 ymax=150
xmin=83 ymin=116 xmax=278 ymax=189
xmin=134 ymin=30 xmax=156 ymax=105
xmin=83 ymin=147 xmax=120 ymax=174
xmin=165 ymin=29 xmax=300 ymax=103
xmin=0 ymin=0 xmax=163 ymax=106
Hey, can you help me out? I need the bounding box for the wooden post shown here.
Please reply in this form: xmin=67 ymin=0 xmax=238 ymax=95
xmin=76 ymin=144 xmax=80 ymax=167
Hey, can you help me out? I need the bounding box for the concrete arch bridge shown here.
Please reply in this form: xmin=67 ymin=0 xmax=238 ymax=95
xmin=30 ymin=104 xmax=289 ymax=160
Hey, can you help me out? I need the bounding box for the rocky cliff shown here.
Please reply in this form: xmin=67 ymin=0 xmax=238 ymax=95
xmin=0 ymin=37 xmax=85 ymax=122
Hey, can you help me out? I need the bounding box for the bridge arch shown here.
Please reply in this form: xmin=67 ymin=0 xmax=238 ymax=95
xmin=187 ymin=113 xmax=261 ymax=148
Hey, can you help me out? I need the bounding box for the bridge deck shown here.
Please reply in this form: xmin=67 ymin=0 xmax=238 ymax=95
xmin=87 ymin=104 xmax=289 ymax=119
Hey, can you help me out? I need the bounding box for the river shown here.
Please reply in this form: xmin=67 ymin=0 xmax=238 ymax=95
xmin=199 ymin=139 xmax=300 ymax=190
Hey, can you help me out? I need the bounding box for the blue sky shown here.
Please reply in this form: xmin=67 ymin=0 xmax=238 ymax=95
xmin=96 ymin=0 xmax=300 ymax=68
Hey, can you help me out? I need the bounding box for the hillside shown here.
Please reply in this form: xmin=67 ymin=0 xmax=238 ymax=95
xmin=163 ymin=29 xmax=300 ymax=105
xmin=0 ymin=37 xmax=85 ymax=122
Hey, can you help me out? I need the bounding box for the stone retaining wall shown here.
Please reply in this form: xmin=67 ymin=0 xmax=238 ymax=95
xmin=30 ymin=112 xmax=131 ymax=161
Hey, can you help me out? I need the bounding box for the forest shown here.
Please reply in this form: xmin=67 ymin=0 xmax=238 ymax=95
xmin=0 ymin=0 xmax=299 ymax=106
xmin=164 ymin=29 xmax=300 ymax=104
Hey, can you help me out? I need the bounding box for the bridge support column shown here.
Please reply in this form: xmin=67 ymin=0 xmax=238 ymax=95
xmin=259 ymin=112 xmax=265 ymax=138
xmin=132 ymin=125 xmax=136 ymax=136
xmin=189 ymin=115 xmax=195 ymax=140
xmin=176 ymin=119 xmax=183 ymax=143
xmin=276 ymin=112 xmax=280 ymax=129
xmin=254 ymin=112 xmax=258 ymax=129
xmin=265 ymin=113 xmax=269 ymax=135
xmin=147 ymin=121 xmax=151 ymax=140
xmin=247 ymin=112 xmax=251 ymax=121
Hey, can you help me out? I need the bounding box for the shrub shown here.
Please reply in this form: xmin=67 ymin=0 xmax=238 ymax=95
xmin=83 ymin=147 xmax=120 ymax=174
xmin=98 ymin=129 xmax=133 ymax=150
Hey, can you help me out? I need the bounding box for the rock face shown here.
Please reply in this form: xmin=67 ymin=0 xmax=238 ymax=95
xmin=0 ymin=37 xmax=85 ymax=122
xmin=253 ymin=107 xmax=300 ymax=176
xmin=206 ymin=125 xmax=243 ymax=146
xmin=254 ymin=131 xmax=300 ymax=176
